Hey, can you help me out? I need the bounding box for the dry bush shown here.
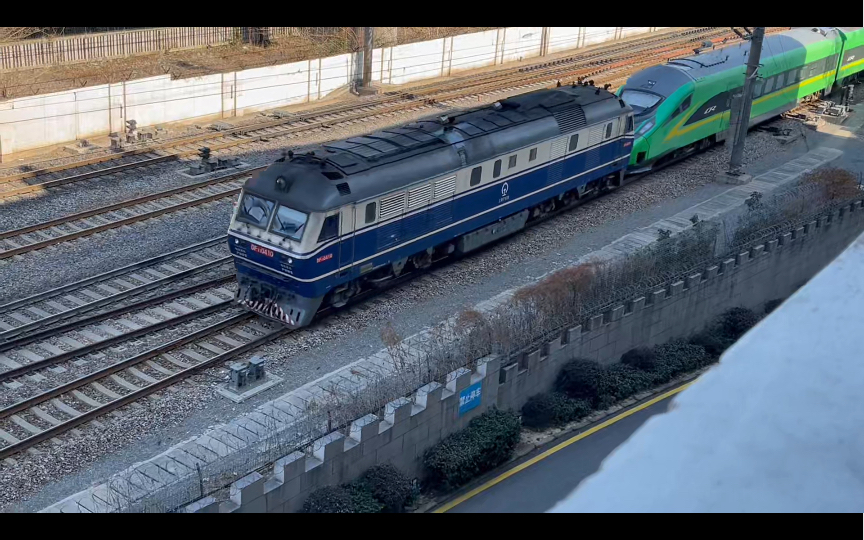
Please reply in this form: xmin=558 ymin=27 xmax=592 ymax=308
xmin=802 ymin=167 xmax=861 ymax=202
xmin=0 ymin=27 xmax=54 ymax=43
xmin=396 ymin=27 xmax=502 ymax=45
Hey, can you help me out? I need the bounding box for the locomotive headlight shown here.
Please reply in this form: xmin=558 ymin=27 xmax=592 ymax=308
xmin=636 ymin=119 xmax=655 ymax=136
xmin=287 ymin=257 xmax=293 ymax=264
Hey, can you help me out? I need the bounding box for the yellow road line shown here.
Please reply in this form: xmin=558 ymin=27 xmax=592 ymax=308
xmin=432 ymin=380 xmax=696 ymax=513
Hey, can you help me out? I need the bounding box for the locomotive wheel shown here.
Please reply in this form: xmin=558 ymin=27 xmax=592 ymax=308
xmin=331 ymin=281 xmax=360 ymax=308
xmin=411 ymin=248 xmax=433 ymax=270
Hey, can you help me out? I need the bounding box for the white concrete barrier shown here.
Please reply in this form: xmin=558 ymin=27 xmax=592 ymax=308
xmin=0 ymin=27 xmax=667 ymax=160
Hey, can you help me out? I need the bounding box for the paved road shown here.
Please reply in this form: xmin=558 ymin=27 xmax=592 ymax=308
xmin=444 ymin=395 xmax=674 ymax=513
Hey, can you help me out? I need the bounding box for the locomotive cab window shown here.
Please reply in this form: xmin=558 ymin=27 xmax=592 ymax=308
xmin=364 ymin=202 xmax=377 ymax=224
xmin=271 ymin=205 xmax=308 ymax=241
xmin=671 ymin=95 xmax=692 ymax=119
xmin=493 ymin=159 xmax=502 ymax=178
xmin=568 ymin=134 xmax=579 ymax=151
xmin=619 ymin=89 xmax=663 ymax=115
xmin=529 ymin=148 xmax=538 ymax=162
xmin=470 ymin=166 xmax=482 ymax=187
xmin=317 ymin=214 xmax=339 ymax=243
xmin=237 ymin=193 xmax=275 ymax=229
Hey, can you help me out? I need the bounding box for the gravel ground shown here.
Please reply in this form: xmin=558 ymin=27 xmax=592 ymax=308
xmin=3 ymin=114 xmax=845 ymax=513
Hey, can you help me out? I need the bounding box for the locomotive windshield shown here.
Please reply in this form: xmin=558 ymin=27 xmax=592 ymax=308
xmin=620 ymin=90 xmax=663 ymax=115
xmin=271 ymin=205 xmax=308 ymax=241
xmin=237 ymin=193 xmax=275 ymax=228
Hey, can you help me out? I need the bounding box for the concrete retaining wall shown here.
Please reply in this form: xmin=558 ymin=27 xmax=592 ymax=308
xmin=185 ymin=198 xmax=864 ymax=513
xmin=0 ymin=27 xmax=671 ymax=161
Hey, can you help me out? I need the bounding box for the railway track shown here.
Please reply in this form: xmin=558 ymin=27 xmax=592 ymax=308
xmin=0 ymin=277 xmax=237 ymax=386
xmin=0 ymin=172 xmax=254 ymax=260
xmin=0 ymin=27 xmax=770 ymax=201
xmin=0 ymin=312 xmax=286 ymax=461
xmin=0 ymin=236 xmax=232 ymax=340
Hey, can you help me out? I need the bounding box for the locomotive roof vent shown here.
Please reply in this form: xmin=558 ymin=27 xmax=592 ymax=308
xmin=336 ymin=182 xmax=351 ymax=196
xmin=322 ymin=171 xmax=343 ymax=180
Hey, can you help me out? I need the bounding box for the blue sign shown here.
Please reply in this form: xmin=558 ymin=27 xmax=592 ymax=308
xmin=459 ymin=382 xmax=483 ymax=416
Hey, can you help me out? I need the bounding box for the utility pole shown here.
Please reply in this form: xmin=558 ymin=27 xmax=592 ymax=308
xmin=362 ymin=27 xmax=374 ymax=89
xmin=726 ymin=26 xmax=765 ymax=177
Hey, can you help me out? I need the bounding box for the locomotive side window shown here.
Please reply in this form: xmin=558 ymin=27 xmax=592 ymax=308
xmin=604 ymin=122 xmax=613 ymax=139
xmin=493 ymin=159 xmax=502 ymax=178
xmin=237 ymin=193 xmax=275 ymax=228
xmin=470 ymin=166 xmax=482 ymax=187
xmin=318 ymin=214 xmax=339 ymax=243
xmin=529 ymin=148 xmax=538 ymax=162
xmin=365 ymin=202 xmax=377 ymax=224
xmin=271 ymin=205 xmax=308 ymax=241
xmin=568 ymin=134 xmax=579 ymax=152
xmin=508 ymin=155 xmax=517 ymax=169
xmin=627 ymin=115 xmax=634 ymax=132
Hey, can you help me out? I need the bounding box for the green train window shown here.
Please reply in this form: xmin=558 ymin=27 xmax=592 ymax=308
xmin=786 ymin=71 xmax=796 ymax=87
xmin=764 ymin=76 xmax=775 ymax=95
xmin=753 ymin=79 xmax=765 ymax=98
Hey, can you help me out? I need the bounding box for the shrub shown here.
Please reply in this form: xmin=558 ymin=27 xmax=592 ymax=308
xmin=716 ymin=307 xmax=759 ymax=341
xmin=303 ymin=485 xmax=354 ymax=513
xmin=357 ymin=464 xmax=414 ymax=513
xmin=554 ymin=359 xmax=605 ymax=404
xmin=691 ymin=307 xmax=760 ymax=358
xmin=424 ymin=408 xmax=521 ymax=490
xmin=521 ymin=392 xmax=591 ymax=429
xmin=345 ymin=482 xmax=385 ymax=513
xmin=620 ymin=347 xmax=656 ymax=371
xmin=598 ymin=363 xmax=655 ymax=406
xmin=652 ymin=339 xmax=709 ymax=383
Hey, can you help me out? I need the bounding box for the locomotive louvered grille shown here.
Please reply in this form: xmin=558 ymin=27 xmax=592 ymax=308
xmin=379 ymin=193 xmax=405 ymax=221
xmin=407 ymin=184 xmax=433 ymax=210
xmin=588 ymin=125 xmax=604 ymax=146
xmin=553 ymin=107 xmax=587 ymax=133
xmin=433 ymin=176 xmax=456 ymax=200
xmin=550 ymin=138 xmax=567 ymax=160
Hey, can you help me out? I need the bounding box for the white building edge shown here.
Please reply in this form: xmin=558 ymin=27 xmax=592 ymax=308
xmin=551 ymin=230 xmax=864 ymax=513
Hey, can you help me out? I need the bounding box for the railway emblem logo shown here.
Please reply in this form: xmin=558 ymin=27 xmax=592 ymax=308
xmin=703 ymin=105 xmax=717 ymax=116
xmin=501 ymin=182 xmax=509 ymax=196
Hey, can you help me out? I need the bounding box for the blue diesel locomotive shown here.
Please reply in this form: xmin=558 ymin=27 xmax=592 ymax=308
xmin=227 ymin=84 xmax=634 ymax=328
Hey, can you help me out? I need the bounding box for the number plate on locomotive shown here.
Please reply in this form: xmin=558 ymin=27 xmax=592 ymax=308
xmin=251 ymin=244 xmax=274 ymax=258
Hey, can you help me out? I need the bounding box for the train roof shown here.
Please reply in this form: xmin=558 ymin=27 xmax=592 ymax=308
xmin=244 ymin=84 xmax=631 ymax=213
xmin=664 ymin=28 xmax=841 ymax=80
xmin=622 ymin=28 xmax=844 ymax=99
